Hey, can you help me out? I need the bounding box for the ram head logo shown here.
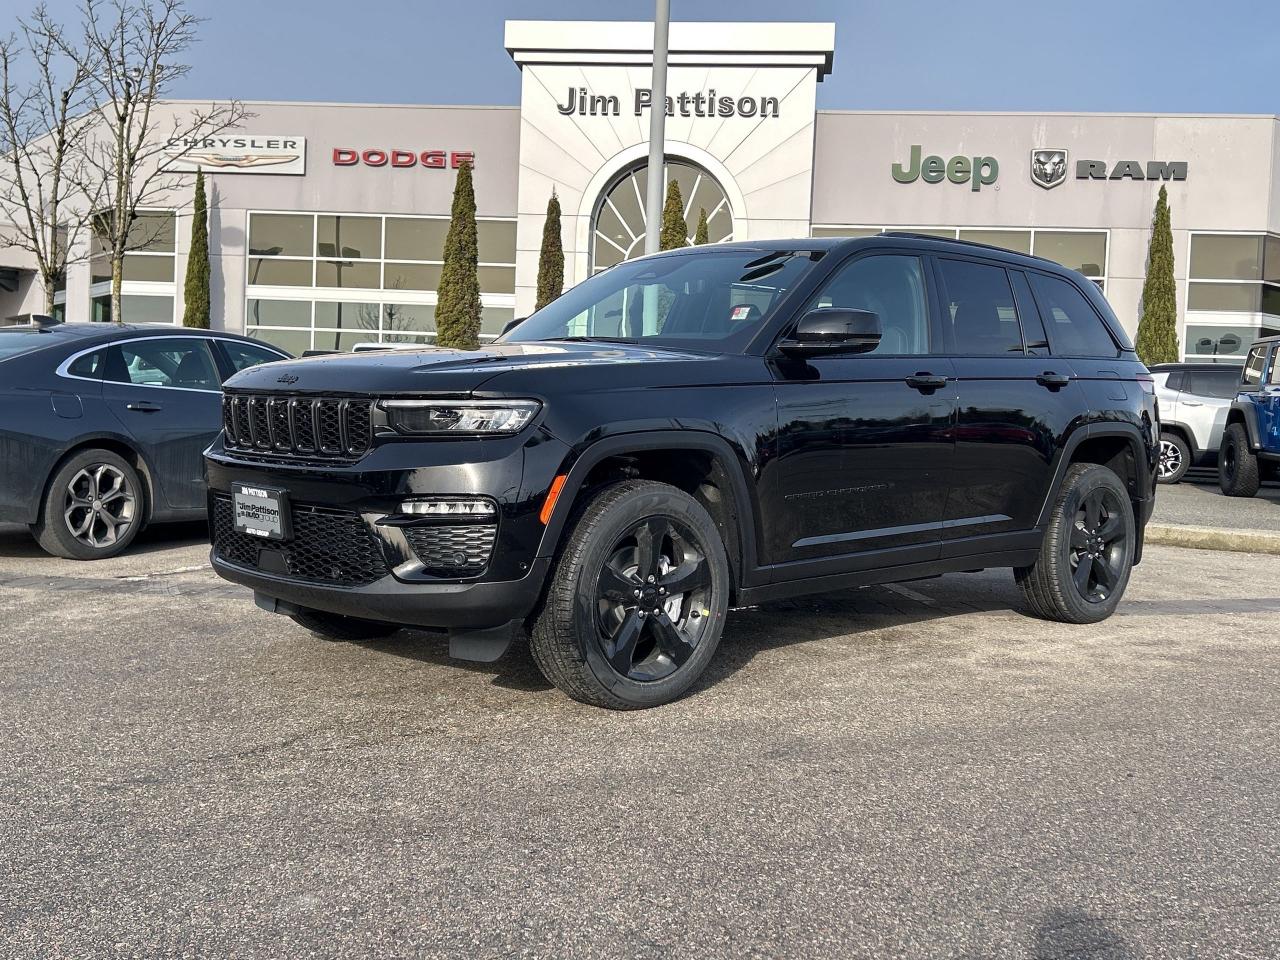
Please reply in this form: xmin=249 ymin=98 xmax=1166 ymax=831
xmin=1031 ymin=148 xmax=1068 ymax=190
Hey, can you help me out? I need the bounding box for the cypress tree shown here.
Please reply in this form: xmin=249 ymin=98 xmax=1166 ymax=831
xmin=434 ymin=161 xmax=483 ymax=350
xmin=694 ymin=207 xmax=709 ymax=245
xmin=535 ymin=191 xmax=564 ymax=311
xmin=659 ymin=178 xmax=687 ymax=251
xmin=1135 ymin=185 xmax=1179 ymax=364
xmin=181 ymin=169 xmax=210 ymax=329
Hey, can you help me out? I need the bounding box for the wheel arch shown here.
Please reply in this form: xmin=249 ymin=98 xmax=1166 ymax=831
xmin=1226 ymin=401 xmax=1261 ymax=449
xmin=1158 ymin=421 xmax=1196 ymax=457
xmin=536 ymin=431 xmax=762 ymax=594
xmin=36 ymin=435 xmax=159 ymax=529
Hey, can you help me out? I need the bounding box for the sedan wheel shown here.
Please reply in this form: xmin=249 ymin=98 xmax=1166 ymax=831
xmin=64 ymin=463 xmax=137 ymax=549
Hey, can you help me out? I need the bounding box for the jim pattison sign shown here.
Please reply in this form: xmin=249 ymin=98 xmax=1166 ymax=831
xmin=557 ymin=86 xmax=781 ymax=119
xmin=164 ymin=136 xmax=307 ymax=175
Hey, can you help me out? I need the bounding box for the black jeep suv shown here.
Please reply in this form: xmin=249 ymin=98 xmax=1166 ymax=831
xmin=205 ymin=235 xmax=1157 ymax=709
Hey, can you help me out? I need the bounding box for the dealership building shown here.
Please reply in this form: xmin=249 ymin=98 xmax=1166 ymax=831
xmin=3 ymin=19 xmax=1279 ymax=362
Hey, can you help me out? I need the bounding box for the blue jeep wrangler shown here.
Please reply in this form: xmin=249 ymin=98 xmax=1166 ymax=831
xmin=1220 ymin=336 xmax=1280 ymax=496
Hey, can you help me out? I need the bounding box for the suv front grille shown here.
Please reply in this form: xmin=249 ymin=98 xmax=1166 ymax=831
xmin=222 ymin=394 xmax=373 ymax=460
xmin=211 ymin=496 xmax=389 ymax=586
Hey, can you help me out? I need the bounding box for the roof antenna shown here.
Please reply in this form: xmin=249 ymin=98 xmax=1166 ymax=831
xmin=30 ymin=314 xmax=62 ymax=329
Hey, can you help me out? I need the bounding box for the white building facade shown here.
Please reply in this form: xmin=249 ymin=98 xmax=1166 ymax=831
xmin=2 ymin=19 xmax=1278 ymax=364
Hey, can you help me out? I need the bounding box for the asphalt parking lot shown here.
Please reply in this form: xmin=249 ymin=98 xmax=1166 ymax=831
xmin=2 ymin=521 xmax=1279 ymax=958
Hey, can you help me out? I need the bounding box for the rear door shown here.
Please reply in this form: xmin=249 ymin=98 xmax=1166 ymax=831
xmin=934 ymin=257 xmax=1085 ymax=551
xmin=102 ymin=336 xmax=223 ymax=512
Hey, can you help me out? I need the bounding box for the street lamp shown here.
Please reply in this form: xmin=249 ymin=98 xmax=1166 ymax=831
xmin=642 ymin=0 xmax=670 ymax=257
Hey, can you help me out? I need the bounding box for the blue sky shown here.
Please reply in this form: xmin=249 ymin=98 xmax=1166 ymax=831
xmin=21 ymin=0 xmax=1280 ymax=113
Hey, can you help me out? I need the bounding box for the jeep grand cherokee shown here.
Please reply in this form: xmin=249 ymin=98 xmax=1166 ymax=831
xmin=205 ymin=235 xmax=1157 ymax=710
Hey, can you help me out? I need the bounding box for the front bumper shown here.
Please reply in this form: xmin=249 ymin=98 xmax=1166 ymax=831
xmin=204 ymin=428 xmax=569 ymax=631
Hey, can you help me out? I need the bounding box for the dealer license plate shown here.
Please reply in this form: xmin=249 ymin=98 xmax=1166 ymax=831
xmin=232 ymin=483 xmax=289 ymax=540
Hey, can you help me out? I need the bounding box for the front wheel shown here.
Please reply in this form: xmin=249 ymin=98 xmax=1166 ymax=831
xmin=1218 ymin=422 xmax=1260 ymax=497
xmin=529 ymin=480 xmax=730 ymax=710
xmin=1015 ymin=463 xmax=1136 ymax=624
xmin=1156 ymin=431 xmax=1191 ymax=484
xmin=32 ymin=449 xmax=143 ymax=560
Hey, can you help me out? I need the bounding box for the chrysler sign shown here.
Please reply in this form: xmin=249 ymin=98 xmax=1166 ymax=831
xmin=164 ymin=136 xmax=306 ymax=175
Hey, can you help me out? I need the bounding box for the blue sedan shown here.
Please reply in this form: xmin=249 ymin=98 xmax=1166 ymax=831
xmin=0 ymin=319 xmax=289 ymax=559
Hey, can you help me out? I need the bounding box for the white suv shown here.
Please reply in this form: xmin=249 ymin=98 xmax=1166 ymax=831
xmin=1150 ymin=362 xmax=1243 ymax=483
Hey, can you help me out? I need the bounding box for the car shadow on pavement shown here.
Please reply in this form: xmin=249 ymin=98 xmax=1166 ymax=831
xmin=0 ymin=520 xmax=210 ymax=560
xmin=1031 ymin=907 xmax=1132 ymax=959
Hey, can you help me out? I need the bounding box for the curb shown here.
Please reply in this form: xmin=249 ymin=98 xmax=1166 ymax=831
xmin=1146 ymin=523 xmax=1280 ymax=555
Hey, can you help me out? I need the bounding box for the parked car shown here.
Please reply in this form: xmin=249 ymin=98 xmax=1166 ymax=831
xmin=0 ymin=319 xmax=290 ymax=559
xmin=205 ymin=234 xmax=1157 ymax=709
xmin=1149 ymin=362 xmax=1242 ymax=483
xmin=1220 ymin=336 xmax=1280 ymax=496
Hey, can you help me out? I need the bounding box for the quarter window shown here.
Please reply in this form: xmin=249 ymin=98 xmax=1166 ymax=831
xmin=1028 ymin=273 xmax=1119 ymax=358
xmin=1183 ymin=370 xmax=1243 ymax=399
xmin=67 ymin=349 xmax=106 ymax=379
xmin=810 ymin=255 xmax=929 ymax=356
xmin=938 ymin=259 xmax=1023 ymax=356
xmin=109 ymin=338 xmax=219 ymax=390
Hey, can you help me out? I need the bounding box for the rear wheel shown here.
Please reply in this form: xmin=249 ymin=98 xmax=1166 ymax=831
xmin=1218 ymin=422 xmax=1260 ymax=497
xmin=291 ymin=609 xmax=402 ymax=642
xmin=1156 ymin=431 xmax=1191 ymax=484
xmin=1015 ymin=463 xmax=1135 ymax=624
xmin=32 ymin=449 xmax=143 ymax=560
xmin=529 ymin=480 xmax=730 ymax=710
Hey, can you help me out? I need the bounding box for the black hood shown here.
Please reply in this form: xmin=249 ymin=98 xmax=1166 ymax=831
xmin=223 ymin=341 xmax=718 ymax=396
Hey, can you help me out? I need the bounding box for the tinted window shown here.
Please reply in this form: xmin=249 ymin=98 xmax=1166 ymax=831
xmin=1184 ymin=369 xmax=1242 ymax=398
xmin=1241 ymin=346 xmax=1266 ymax=387
xmin=110 ymin=338 xmax=219 ymax=390
xmin=939 ymin=259 xmax=1023 ymax=355
xmin=67 ymin=349 xmax=106 ymax=378
xmin=809 ymin=254 xmax=929 ymax=355
xmin=221 ymin=340 xmax=287 ymax=373
xmin=1029 ymin=273 xmax=1119 ymax=358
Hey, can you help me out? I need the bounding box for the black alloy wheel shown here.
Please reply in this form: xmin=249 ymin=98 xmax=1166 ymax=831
xmin=529 ymin=479 xmax=730 ymax=710
xmin=1068 ymin=486 xmax=1128 ymax=604
xmin=595 ymin=516 xmax=714 ymax=682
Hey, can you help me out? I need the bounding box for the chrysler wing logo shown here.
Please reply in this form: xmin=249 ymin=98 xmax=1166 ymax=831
xmin=276 ymin=374 xmax=299 ymax=384
xmin=181 ymin=151 xmax=300 ymax=169
xmin=1030 ymin=148 xmax=1068 ymax=190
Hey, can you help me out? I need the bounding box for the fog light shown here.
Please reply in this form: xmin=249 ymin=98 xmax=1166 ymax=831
xmin=398 ymin=498 xmax=496 ymax=517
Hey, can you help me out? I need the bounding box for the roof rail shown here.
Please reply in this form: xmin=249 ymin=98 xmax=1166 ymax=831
xmin=878 ymin=231 xmax=1057 ymax=264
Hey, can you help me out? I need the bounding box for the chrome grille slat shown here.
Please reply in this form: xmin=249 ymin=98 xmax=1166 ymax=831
xmin=221 ymin=394 xmax=372 ymax=461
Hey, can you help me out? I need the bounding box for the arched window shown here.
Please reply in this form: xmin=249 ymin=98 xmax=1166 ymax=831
xmin=591 ymin=159 xmax=733 ymax=273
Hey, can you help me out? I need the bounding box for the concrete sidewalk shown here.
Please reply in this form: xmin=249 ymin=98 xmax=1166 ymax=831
xmin=1149 ymin=477 xmax=1280 ymax=553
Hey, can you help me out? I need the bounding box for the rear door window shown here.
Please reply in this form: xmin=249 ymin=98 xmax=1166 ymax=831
xmin=218 ymin=340 xmax=288 ymax=375
xmin=1029 ymin=273 xmax=1120 ymax=358
xmin=937 ymin=259 xmax=1024 ymax=355
xmin=107 ymin=338 xmax=220 ymax=391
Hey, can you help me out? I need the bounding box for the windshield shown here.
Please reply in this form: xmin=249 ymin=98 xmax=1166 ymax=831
xmin=0 ymin=332 xmax=53 ymax=362
xmin=501 ymin=249 xmax=817 ymax=352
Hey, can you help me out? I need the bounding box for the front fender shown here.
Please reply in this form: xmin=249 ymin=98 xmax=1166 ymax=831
xmin=1228 ymin=400 xmax=1262 ymax=450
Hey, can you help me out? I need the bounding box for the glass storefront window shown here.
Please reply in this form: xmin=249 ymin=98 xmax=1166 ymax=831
xmin=958 ymin=229 xmax=1032 ymax=254
xmin=1265 ymin=236 xmax=1280 ymax=285
xmin=122 ymin=255 xmax=176 ymax=282
xmin=91 ymin=293 xmax=174 ymax=324
xmin=810 ymin=226 xmax=881 ymax=239
xmin=315 ymin=260 xmax=381 ymax=288
xmin=314 ymin=300 xmax=380 ymax=336
xmin=316 ymin=215 xmax=381 ymax=260
xmin=384 ymin=218 xmax=449 ymax=261
xmin=384 ymin=262 xmax=442 ymax=291
xmin=1188 ymin=282 xmax=1262 ymax=313
xmin=249 ymin=213 xmax=314 ymax=257
xmin=249 ymin=327 xmax=310 ymax=355
xmin=248 ymin=258 xmax=312 ymax=286
xmin=1185 ymin=323 xmax=1280 ymax=358
xmin=1032 ymin=231 xmax=1106 ymax=278
xmin=1190 ymin=234 xmax=1263 ymax=281
xmin=246 ymin=298 xmax=312 ymax=327
xmin=382 ymin=303 xmax=435 ymax=334
xmin=477 ymin=221 xmax=517 ymax=264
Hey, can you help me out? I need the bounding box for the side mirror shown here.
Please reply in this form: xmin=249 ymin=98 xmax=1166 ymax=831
xmin=501 ymin=316 xmax=527 ymax=336
xmin=779 ymin=308 xmax=881 ymax=357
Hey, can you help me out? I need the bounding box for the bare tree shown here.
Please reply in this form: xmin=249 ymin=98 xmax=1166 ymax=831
xmin=0 ymin=6 xmax=100 ymax=315
xmin=68 ymin=0 xmax=246 ymax=322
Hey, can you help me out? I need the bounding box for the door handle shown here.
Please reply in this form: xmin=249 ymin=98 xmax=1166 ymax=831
xmin=1035 ymin=372 xmax=1071 ymax=390
xmin=1181 ymin=400 xmax=1203 ymax=407
xmin=905 ymin=373 xmax=948 ymax=392
xmin=125 ymin=401 xmax=163 ymax=412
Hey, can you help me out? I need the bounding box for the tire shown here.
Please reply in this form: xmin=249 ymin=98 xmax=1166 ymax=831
xmin=1156 ymin=431 xmax=1191 ymax=485
xmin=1015 ymin=463 xmax=1136 ymax=624
xmin=31 ymin=448 xmax=143 ymax=560
xmin=290 ymin=609 xmax=402 ymax=642
xmin=529 ymin=479 xmax=730 ymax=710
xmin=1218 ymin=422 xmax=1260 ymax=497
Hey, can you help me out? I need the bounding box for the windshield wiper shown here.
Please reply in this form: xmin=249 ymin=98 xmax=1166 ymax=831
xmin=541 ymin=335 xmax=638 ymax=344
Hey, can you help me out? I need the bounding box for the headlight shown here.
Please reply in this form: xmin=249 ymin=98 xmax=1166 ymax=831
xmin=381 ymin=399 xmax=540 ymax=435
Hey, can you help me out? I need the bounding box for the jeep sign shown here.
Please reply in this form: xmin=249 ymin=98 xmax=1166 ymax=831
xmin=892 ymin=145 xmax=999 ymax=192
